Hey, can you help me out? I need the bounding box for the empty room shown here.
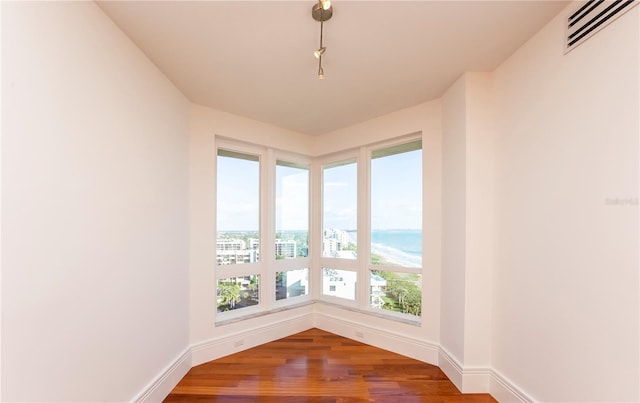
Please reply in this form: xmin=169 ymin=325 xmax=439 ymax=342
xmin=2 ymin=0 xmax=638 ymax=402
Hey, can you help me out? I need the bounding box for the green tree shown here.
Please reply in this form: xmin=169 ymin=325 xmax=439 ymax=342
xmin=247 ymin=279 xmax=259 ymax=299
xmin=217 ymin=282 xmax=241 ymax=310
xmin=374 ymin=271 xmax=421 ymax=316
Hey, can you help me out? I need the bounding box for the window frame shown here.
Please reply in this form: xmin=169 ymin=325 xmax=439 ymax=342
xmin=272 ymin=150 xmax=313 ymax=308
xmin=365 ymin=135 xmax=423 ymax=320
xmin=214 ymin=133 xmax=423 ymax=324
xmin=317 ymin=150 xmax=361 ymax=309
xmin=215 ymin=139 xmax=268 ymax=321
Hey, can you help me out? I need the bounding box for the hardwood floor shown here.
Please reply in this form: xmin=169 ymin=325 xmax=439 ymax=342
xmin=165 ymin=328 xmax=496 ymax=402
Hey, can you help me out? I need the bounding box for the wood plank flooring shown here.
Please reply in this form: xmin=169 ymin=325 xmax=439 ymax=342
xmin=164 ymin=328 xmax=496 ymax=402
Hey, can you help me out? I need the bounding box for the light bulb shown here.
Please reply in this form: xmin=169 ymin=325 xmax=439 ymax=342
xmin=321 ymin=0 xmax=331 ymax=10
xmin=314 ymin=47 xmax=326 ymax=59
xmin=318 ymin=66 xmax=324 ymax=79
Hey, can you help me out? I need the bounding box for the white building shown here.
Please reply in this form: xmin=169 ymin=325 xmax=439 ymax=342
xmin=322 ymin=229 xmax=352 ymax=257
xmin=370 ymin=273 xmax=387 ymax=309
xmin=323 ymin=271 xmax=386 ymax=304
xmin=216 ymin=249 xmax=258 ymax=265
xmin=216 ymin=238 xmax=245 ymax=251
xmin=275 ymin=239 xmax=297 ymax=259
xmin=276 ymin=269 xmax=309 ymax=300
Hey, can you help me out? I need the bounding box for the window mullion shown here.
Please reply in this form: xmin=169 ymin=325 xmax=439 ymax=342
xmin=357 ymin=146 xmax=370 ymax=311
xmin=263 ymin=148 xmax=276 ymax=309
xmin=310 ymin=159 xmax=322 ymax=300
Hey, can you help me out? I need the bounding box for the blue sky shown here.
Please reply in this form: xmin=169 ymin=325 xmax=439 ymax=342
xmin=216 ymin=155 xmax=260 ymax=231
xmin=370 ymin=149 xmax=422 ymax=230
xmin=275 ymin=165 xmax=309 ymax=231
xmin=217 ymin=149 xmax=422 ymax=232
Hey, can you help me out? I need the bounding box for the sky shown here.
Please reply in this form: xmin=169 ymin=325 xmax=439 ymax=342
xmin=276 ymin=165 xmax=309 ymax=231
xmin=216 ymin=155 xmax=260 ymax=231
xmin=217 ymin=149 xmax=422 ymax=232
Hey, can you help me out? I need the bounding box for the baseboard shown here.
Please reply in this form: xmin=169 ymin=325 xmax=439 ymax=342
xmin=315 ymin=311 xmax=440 ymax=365
xmin=438 ymin=347 xmax=464 ymax=390
xmin=132 ymin=310 xmax=532 ymax=402
xmin=190 ymin=311 xmax=314 ymax=366
xmin=489 ymin=369 xmax=534 ymax=403
xmin=438 ymin=348 xmax=491 ymax=393
xmin=132 ymin=347 xmax=192 ymax=403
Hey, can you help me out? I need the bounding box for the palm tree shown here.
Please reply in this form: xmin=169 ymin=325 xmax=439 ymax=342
xmin=218 ymin=282 xmax=241 ymax=309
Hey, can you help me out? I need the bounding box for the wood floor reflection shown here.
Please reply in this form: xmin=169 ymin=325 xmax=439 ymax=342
xmin=164 ymin=328 xmax=496 ymax=402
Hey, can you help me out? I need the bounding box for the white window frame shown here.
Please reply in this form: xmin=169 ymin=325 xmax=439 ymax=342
xmin=214 ymin=133 xmax=423 ymax=323
xmin=316 ymin=150 xmax=360 ymax=309
xmin=272 ymin=150 xmax=313 ymax=308
xmin=215 ymin=139 xmax=313 ymax=322
xmin=365 ymin=135 xmax=423 ymax=321
xmin=317 ymin=135 xmax=423 ymax=321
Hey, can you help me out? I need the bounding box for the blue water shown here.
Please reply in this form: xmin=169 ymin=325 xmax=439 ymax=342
xmin=370 ymin=229 xmax=422 ymax=267
xmin=371 ymin=230 xmax=422 ymax=255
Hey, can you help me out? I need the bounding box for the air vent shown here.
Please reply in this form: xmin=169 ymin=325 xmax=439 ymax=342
xmin=565 ymin=0 xmax=638 ymax=52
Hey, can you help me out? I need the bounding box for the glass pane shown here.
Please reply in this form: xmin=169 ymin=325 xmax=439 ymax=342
xmin=217 ymin=149 xmax=260 ymax=265
xmin=370 ymin=271 xmax=421 ymax=317
xmin=370 ymin=141 xmax=422 ymax=267
xmin=275 ymin=161 xmax=309 ymax=259
xmin=322 ymin=268 xmax=356 ymax=300
xmin=322 ymin=160 xmax=357 ymax=259
xmin=275 ymin=268 xmax=309 ymax=301
xmin=216 ymin=275 xmax=260 ymax=313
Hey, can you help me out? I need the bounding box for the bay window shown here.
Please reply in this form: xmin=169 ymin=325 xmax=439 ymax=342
xmin=215 ymin=134 xmax=422 ymax=322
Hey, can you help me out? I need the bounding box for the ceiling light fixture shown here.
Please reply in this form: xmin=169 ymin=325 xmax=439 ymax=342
xmin=312 ymin=0 xmax=333 ymax=79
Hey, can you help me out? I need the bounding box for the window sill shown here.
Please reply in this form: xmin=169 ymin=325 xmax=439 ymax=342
xmin=215 ymin=299 xmax=421 ymax=327
xmin=215 ymin=300 xmax=315 ymax=326
xmin=315 ymin=300 xmax=422 ymax=326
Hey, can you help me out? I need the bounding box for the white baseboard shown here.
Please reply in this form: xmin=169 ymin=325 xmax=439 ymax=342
xmin=132 ymin=310 xmax=532 ymax=403
xmin=438 ymin=347 xmax=464 ymax=390
xmin=132 ymin=347 xmax=192 ymax=403
xmin=438 ymin=347 xmax=491 ymax=393
xmin=315 ymin=311 xmax=440 ymax=365
xmin=489 ymin=369 xmax=534 ymax=403
xmin=190 ymin=311 xmax=314 ymax=367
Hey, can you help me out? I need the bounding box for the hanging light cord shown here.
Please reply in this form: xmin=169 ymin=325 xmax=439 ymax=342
xmin=312 ymin=0 xmax=331 ymax=79
xmin=318 ymin=6 xmax=324 ymax=78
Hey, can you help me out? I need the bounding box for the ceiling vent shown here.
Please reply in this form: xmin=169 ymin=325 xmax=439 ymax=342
xmin=566 ymin=0 xmax=638 ymax=52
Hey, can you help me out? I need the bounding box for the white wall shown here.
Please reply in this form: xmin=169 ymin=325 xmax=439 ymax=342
xmin=462 ymin=73 xmax=493 ymax=373
xmin=441 ymin=76 xmax=468 ymax=366
xmin=491 ymin=4 xmax=639 ymax=402
xmin=440 ymin=73 xmax=494 ymax=392
xmin=2 ymin=2 xmax=190 ymax=401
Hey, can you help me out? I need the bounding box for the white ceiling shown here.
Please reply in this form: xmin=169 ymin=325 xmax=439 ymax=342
xmin=98 ymin=1 xmax=569 ymax=135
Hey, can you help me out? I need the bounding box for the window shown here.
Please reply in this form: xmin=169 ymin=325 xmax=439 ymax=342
xmin=370 ymin=140 xmax=422 ymax=268
xmin=275 ymin=161 xmax=309 ymax=259
xmin=215 ymin=135 xmax=422 ymax=322
xmin=322 ymin=159 xmax=357 ymax=259
xmin=216 ymin=149 xmax=260 ymax=266
xmin=274 ymin=158 xmax=310 ymax=303
xmin=369 ymin=139 xmax=422 ymax=317
xmin=216 ymin=146 xmax=263 ymax=317
xmin=216 ymin=142 xmax=312 ymax=320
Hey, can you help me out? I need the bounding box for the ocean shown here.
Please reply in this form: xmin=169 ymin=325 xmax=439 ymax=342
xmin=346 ymin=229 xmax=422 ymax=267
